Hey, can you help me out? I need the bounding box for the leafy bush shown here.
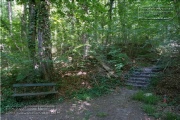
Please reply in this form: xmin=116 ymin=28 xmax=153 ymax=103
xmin=67 ymin=74 xmax=122 ymax=100
xmin=107 ymin=47 xmax=130 ymax=65
xmin=1 ymin=98 xmax=17 ymax=114
xmin=132 ymin=91 xmax=160 ymax=105
xmin=106 ymin=46 xmax=130 ymax=75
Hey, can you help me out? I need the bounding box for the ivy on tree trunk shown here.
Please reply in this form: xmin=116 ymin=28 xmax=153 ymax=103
xmin=28 ymin=0 xmax=37 ymax=63
xmin=37 ymin=0 xmax=53 ymax=81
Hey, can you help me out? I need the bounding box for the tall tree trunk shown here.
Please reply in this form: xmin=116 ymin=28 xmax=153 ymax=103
xmin=37 ymin=0 xmax=53 ymax=81
xmin=82 ymin=34 xmax=90 ymax=59
xmin=71 ymin=0 xmax=75 ymax=33
xmin=173 ymin=0 xmax=180 ymax=25
xmin=118 ymin=0 xmax=126 ymax=44
xmin=21 ymin=3 xmax=28 ymax=41
xmin=28 ymin=0 xmax=37 ymax=64
xmin=105 ymin=0 xmax=114 ymax=46
xmin=122 ymin=0 xmax=127 ymax=44
xmin=7 ymin=0 xmax=12 ymax=36
xmin=80 ymin=1 xmax=89 ymax=59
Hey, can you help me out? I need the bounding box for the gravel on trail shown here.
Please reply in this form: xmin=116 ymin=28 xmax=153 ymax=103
xmin=1 ymin=87 xmax=155 ymax=120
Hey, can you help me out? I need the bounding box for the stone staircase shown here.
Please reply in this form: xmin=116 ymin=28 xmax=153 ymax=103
xmin=125 ymin=66 xmax=162 ymax=88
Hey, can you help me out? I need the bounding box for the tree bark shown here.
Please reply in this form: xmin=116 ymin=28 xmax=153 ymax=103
xmin=21 ymin=3 xmax=28 ymax=41
xmin=173 ymin=0 xmax=180 ymax=25
xmin=105 ymin=0 xmax=114 ymax=46
xmin=37 ymin=0 xmax=53 ymax=81
xmin=28 ymin=0 xmax=37 ymax=62
xmin=7 ymin=0 xmax=12 ymax=36
xmin=118 ymin=0 xmax=127 ymax=44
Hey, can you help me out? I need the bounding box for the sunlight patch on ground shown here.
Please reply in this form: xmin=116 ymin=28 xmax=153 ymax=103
xmin=69 ymin=100 xmax=91 ymax=114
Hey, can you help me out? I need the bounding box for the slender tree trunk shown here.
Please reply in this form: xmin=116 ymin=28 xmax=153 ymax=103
xmin=81 ymin=1 xmax=90 ymax=59
xmin=82 ymin=34 xmax=90 ymax=59
xmin=122 ymin=0 xmax=127 ymax=44
xmin=21 ymin=3 xmax=28 ymax=41
xmin=28 ymin=0 xmax=37 ymax=64
xmin=71 ymin=0 xmax=75 ymax=33
xmin=7 ymin=0 xmax=12 ymax=36
xmin=173 ymin=0 xmax=180 ymax=25
xmin=105 ymin=0 xmax=114 ymax=46
xmin=37 ymin=0 xmax=53 ymax=81
xmin=118 ymin=0 xmax=126 ymax=44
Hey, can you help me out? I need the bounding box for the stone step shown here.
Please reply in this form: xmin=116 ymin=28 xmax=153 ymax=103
xmin=125 ymin=66 xmax=162 ymax=89
xmin=151 ymin=68 xmax=163 ymax=72
xmin=128 ymin=77 xmax=150 ymax=81
xmin=132 ymin=71 xmax=157 ymax=75
xmin=131 ymin=74 xmax=154 ymax=78
xmin=127 ymin=80 xmax=149 ymax=85
xmin=126 ymin=83 xmax=148 ymax=88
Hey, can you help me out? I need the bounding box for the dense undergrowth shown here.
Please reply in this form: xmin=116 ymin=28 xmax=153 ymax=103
xmin=132 ymin=90 xmax=180 ymax=120
xmin=1 ymin=45 xmax=125 ymax=113
xmin=132 ymin=53 xmax=180 ymax=119
xmin=1 ymin=0 xmax=179 ymax=118
xmin=1 ymin=42 xmax=179 ymax=118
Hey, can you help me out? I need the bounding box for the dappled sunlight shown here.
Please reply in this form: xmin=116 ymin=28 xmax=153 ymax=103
xmin=62 ymin=71 xmax=88 ymax=78
xmin=1 ymin=0 xmax=179 ymax=119
xmin=69 ymin=100 xmax=91 ymax=114
xmin=49 ymin=109 xmax=57 ymax=114
xmin=77 ymin=71 xmax=87 ymax=76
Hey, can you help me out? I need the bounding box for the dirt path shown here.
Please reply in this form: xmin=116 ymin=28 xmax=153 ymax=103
xmin=1 ymin=87 xmax=155 ymax=120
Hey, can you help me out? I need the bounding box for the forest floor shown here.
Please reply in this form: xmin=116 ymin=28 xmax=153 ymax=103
xmin=1 ymin=87 xmax=155 ymax=120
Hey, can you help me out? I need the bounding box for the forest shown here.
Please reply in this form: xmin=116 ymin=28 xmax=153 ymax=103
xmin=1 ymin=0 xmax=180 ymax=119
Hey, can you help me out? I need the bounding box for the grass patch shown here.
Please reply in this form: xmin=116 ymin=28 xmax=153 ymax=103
xmin=96 ymin=112 xmax=108 ymax=117
xmin=132 ymin=91 xmax=180 ymax=120
xmin=142 ymin=104 xmax=156 ymax=115
xmin=132 ymin=91 xmax=160 ymax=105
xmin=71 ymin=85 xmax=110 ymax=100
xmin=69 ymin=76 xmax=122 ymax=101
xmin=143 ymin=95 xmax=160 ymax=105
xmin=126 ymin=85 xmax=134 ymax=90
xmin=164 ymin=112 xmax=180 ymax=120
xmin=132 ymin=91 xmax=144 ymax=101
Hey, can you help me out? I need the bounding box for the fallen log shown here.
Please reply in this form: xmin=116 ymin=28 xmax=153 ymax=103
xmin=95 ymin=56 xmax=118 ymax=78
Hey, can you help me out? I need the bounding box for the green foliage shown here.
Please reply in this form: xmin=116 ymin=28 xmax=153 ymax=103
xmin=132 ymin=91 xmax=160 ymax=105
xmin=69 ymin=76 xmax=121 ymax=101
xmin=108 ymin=47 xmax=130 ymax=65
xmin=143 ymin=95 xmax=160 ymax=105
xmin=58 ymin=97 xmax=65 ymax=103
xmin=164 ymin=112 xmax=180 ymax=120
xmin=142 ymin=104 xmax=156 ymax=115
xmin=149 ymin=77 xmax=161 ymax=88
xmin=96 ymin=112 xmax=108 ymax=118
xmin=1 ymin=98 xmax=18 ymax=114
xmin=107 ymin=46 xmax=130 ymax=75
xmin=142 ymin=104 xmax=162 ymax=118
xmin=71 ymin=85 xmax=110 ymax=101
xmin=132 ymin=91 xmax=145 ymax=101
xmin=1 ymin=1 xmax=179 ymax=118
